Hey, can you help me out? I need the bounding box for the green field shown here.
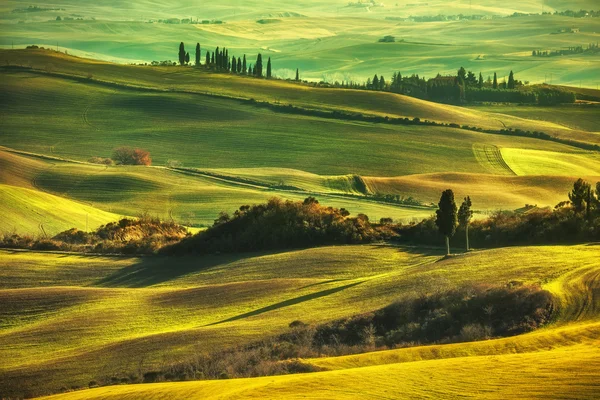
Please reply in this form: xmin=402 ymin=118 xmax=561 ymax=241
xmin=0 ymin=11 xmax=599 ymax=398
xmin=0 ymin=243 xmax=597 ymax=398
xmin=2 ymin=0 xmax=600 ymax=88
xmin=1 ymin=50 xmax=599 ymax=233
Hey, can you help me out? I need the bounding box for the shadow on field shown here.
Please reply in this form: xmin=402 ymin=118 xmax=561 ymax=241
xmin=208 ymin=281 xmax=365 ymax=326
xmin=94 ymin=254 xmax=244 ymax=287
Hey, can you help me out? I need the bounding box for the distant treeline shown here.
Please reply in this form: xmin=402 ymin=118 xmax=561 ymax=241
xmin=532 ymin=43 xmax=599 ymax=57
xmin=326 ymin=67 xmax=577 ymax=105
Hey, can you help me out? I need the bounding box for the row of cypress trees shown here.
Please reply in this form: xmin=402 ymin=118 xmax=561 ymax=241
xmin=178 ymin=42 xmax=297 ymax=80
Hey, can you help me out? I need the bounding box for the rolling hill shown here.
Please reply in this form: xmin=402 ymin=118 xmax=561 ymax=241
xmin=0 ymin=243 xmax=597 ymax=398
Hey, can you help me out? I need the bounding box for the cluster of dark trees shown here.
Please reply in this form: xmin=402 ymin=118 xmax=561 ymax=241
xmin=403 ymin=178 xmax=600 ymax=252
xmin=330 ymin=67 xmax=575 ymax=105
xmin=177 ymin=42 xmax=300 ymax=80
xmin=532 ymin=43 xmax=599 ymax=57
xmin=162 ymin=197 xmax=391 ymax=255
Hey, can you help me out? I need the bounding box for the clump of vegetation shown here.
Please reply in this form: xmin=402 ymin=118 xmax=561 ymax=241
xmin=163 ymin=197 xmax=393 ymax=255
xmin=112 ymin=147 xmax=152 ymax=166
xmin=0 ymin=215 xmax=189 ymax=254
xmin=400 ymin=178 xmax=600 ymax=249
xmin=88 ymin=156 xmax=114 ymax=165
xmin=120 ymin=283 xmax=550 ymax=386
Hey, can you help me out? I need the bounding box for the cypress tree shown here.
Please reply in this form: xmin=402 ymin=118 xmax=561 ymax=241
xmin=253 ymin=64 xmax=257 ymax=76
xmin=215 ymin=47 xmax=220 ymax=68
xmin=178 ymin=42 xmax=186 ymax=66
xmin=435 ymin=189 xmax=458 ymax=256
xmin=255 ymin=54 xmax=263 ymax=77
xmin=231 ymin=56 xmax=237 ymax=73
xmin=195 ymin=43 xmax=201 ymax=66
xmin=458 ymin=196 xmax=473 ymax=251
xmin=237 ymin=58 xmax=242 ymax=74
xmin=185 ymin=52 xmax=190 ymax=65
xmin=266 ymin=57 xmax=272 ymax=79
xmin=379 ymin=75 xmax=385 ymax=90
xmin=478 ymin=72 xmax=484 ymax=88
xmin=508 ymin=70 xmax=515 ymax=89
xmin=372 ymin=74 xmax=379 ymax=90
xmin=205 ymin=51 xmax=210 ymax=65
xmin=248 ymin=64 xmax=252 ymax=76
xmin=493 ymin=72 xmax=498 ymax=89
xmin=225 ymin=48 xmax=229 ymax=70
xmin=295 ymin=68 xmax=299 ymax=81
xmin=211 ymin=52 xmax=215 ymax=64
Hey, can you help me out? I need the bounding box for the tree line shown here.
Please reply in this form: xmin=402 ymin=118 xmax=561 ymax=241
xmin=177 ymin=41 xmax=299 ymax=81
xmin=327 ymin=67 xmax=576 ymax=105
xmin=405 ymin=178 xmax=600 ymax=252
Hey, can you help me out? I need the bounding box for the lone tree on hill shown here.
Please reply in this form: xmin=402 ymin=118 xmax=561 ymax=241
xmin=569 ymin=178 xmax=591 ymax=214
xmin=266 ymin=57 xmax=272 ymax=79
xmin=178 ymin=42 xmax=186 ymax=66
xmin=458 ymin=196 xmax=473 ymax=251
xmin=508 ymin=70 xmax=515 ymax=89
xmin=112 ymin=147 xmax=152 ymax=166
xmin=195 ymin=43 xmax=201 ymax=66
xmin=436 ymin=189 xmax=458 ymax=255
xmin=295 ymin=68 xmax=299 ymax=81
xmin=493 ymin=72 xmax=498 ymax=89
xmin=255 ymin=54 xmax=263 ymax=77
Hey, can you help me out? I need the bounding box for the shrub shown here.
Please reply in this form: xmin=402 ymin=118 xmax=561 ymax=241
xmin=142 ymin=371 xmax=161 ymax=383
xmin=112 ymin=147 xmax=152 ymax=166
xmin=164 ymin=197 xmax=388 ymax=255
xmin=88 ymin=156 xmax=114 ymax=165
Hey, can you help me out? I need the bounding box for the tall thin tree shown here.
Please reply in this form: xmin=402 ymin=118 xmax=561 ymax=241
xmin=195 ymin=43 xmax=201 ymax=66
xmin=255 ymin=54 xmax=263 ymax=77
xmin=508 ymin=70 xmax=515 ymax=89
xmin=436 ymin=189 xmax=458 ymax=256
xmin=242 ymin=54 xmax=247 ymax=74
xmin=458 ymin=196 xmax=473 ymax=251
xmin=266 ymin=57 xmax=272 ymax=79
xmin=493 ymin=72 xmax=498 ymax=89
xmin=178 ymin=42 xmax=186 ymax=66
xmin=295 ymin=68 xmax=299 ymax=81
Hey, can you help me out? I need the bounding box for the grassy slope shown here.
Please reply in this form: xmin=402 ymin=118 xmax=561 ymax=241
xmin=2 ymin=49 xmax=599 ymax=146
xmin=0 ymin=184 xmax=120 ymax=234
xmin=1 ymin=244 xmax=598 ymax=398
xmin=0 ymin=150 xmax=437 ymax=233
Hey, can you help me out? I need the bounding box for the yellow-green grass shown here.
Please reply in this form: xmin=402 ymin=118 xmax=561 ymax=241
xmin=0 ymin=184 xmax=120 ymax=235
xmin=466 ymin=105 xmax=600 ymax=133
xmin=0 ymin=150 xmax=436 ymax=234
xmin=1 ymin=243 xmax=598 ymax=397
xmin=2 ymin=50 xmax=598 ymax=146
xmin=39 ymin=343 xmax=600 ymax=400
xmin=501 ymin=148 xmax=600 ymax=176
xmin=362 ymin=173 xmax=600 ymax=210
